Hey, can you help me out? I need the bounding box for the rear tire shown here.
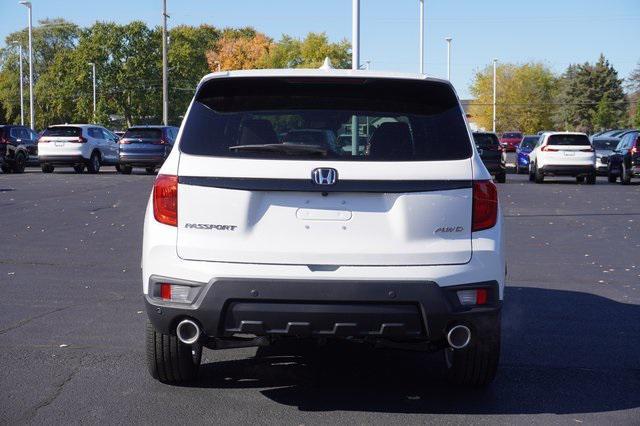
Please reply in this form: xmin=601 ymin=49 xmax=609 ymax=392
xmin=586 ymin=171 xmax=596 ymax=185
xmin=73 ymin=164 xmax=85 ymax=174
xmin=2 ymin=164 xmax=12 ymax=173
xmin=620 ymin=163 xmax=631 ymax=185
xmin=576 ymin=176 xmax=585 ymax=183
xmin=87 ymin=152 xmax=101 ymax=174
xmin=607 ymin=171 xmax=617 ymax=183
xmin=534 ymin=165 xmax=544 ymax=183
xmin=145 ymin=167 xmax=156 ymax=175
xmin=119 ymin=165 xmax=132 ymax=175
xmin=41 ymin=164 xmax=54 ymax=173
xmin=146 ymin=322 xmax=202 ymax=384
xmin=528 ymin=164 xmax=535 ymax=182
xmin=444 ymin=318 xmax=501 ymax=387
xmin=495 ymin=172 xmax=506 ymax=183
xmin=13 ymin=152 xmax=26 ymax=173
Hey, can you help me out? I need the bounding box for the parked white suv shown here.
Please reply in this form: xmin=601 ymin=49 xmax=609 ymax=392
xmin=142 ymin=69 xmax=505 ymax=387
xmin=38 ymin=124 xmax=120 ymax=173
xmin=528 ymin=132 xmax=596 ymax=184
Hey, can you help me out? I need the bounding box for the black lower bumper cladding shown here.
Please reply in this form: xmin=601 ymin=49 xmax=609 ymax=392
xmin=145 ymin=277 xmax=501 ymax=344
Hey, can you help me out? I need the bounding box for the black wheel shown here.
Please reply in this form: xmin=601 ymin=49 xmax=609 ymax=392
xmin=444 ymin=317 xmax=501 ymax=387
xmin=87 ymin=152 xmax=101 ymax=174
xmin=145 ymin=167 xmax=156 ymax=175
xmin=146 ymin=322 xmax=201 ymax=384
xmin=13 ymin=152 xmax=27 ymax=173
xmin=528 ymin=164 xmax=535 ymax=182
xmin=1 ymin=164 xmax=12 ymax=173
xmin=495 ymin=172 xmax=506 ymax=183
xmin=586 ymin=172 xmax=596 ymax=185
xmin=620 ymin=163 xmax=631 ymax=185
xmin=41 ymin=164 xmax=54 ymax=173
xmin=576 ymin=176 xmax=585 ymax=183
xmin=119 ymin=165 xmax=132 ymax=175
xmin=73 ymin=164 xmax=85 ymax=174
xmin=534 ymin=165 xmax=544 ymax=183
xmin=115 ymin=164 xmax=122 ymax=173
xmin=607 ymin=171 xmax=617 ymax=183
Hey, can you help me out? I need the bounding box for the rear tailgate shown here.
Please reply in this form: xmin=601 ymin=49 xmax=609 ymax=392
xmin=176 ymin=156 xmax=472 ymax=266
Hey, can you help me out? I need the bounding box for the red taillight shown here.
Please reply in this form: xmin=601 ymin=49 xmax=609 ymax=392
xmin=631 ymin=146 xmax=638 ymax=155
xmin=153 ymin=174 xmax=178 ymax=226
xmin=153 ymin=139 xmax=169 ymax=145
xmin=0 ymin=136 xmax=8 ymax=144
xmin=580 ymin=147 xmax=594 ymax=152
xmin=77 ymin=136 xmax=87 ymax=143
xmin=160 ymin=283 xmax=172 ymax=300
xmin=476 ymin=288 xmax=488 ymax=305
xmin=541 ymin=146 xmax=558 ymax=152
xmin=472 ymin=180 xmax=498 ymax=232
xmin=120 ymin=139 xmax=131 ymax=144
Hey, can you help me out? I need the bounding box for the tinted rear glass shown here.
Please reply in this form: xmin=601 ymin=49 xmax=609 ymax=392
xmin=473 ymin=133 xmax=499 ymax=147
xmin=547 ymin=134 xmax=590 ymax=146
xmin=179 ymin=77 xmax=472 ymax=161
xmin=592 ymin=139 xmax=619 ymax=150
xmin=43 ymin=127 xmax=81 ymax=137
xmin=503 ymin=132 xmax=522 ymax=139
xmin=520 ymin=136 xmax=538 ymax=150
xmin=124 ymin=128 xmax=163 ymax=139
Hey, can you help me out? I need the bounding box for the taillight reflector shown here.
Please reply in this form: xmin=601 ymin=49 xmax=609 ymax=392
xmin=160 ymin=283 xmax=171 ymax=300
xmin=153 ymin=174 xmax=178 ymax=226
xmin=472 ymin=180 xmax=498 ymax=232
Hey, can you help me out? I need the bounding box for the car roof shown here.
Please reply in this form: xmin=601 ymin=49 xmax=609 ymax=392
xmin=47 ymin=124 xmax=99 ymax=128
xmin=127 ymin=125 xmax=171 ymax=129
xmin=198 ymin=68 xmax=451 ymax=88
xmin=472 ymin=132 xmax=498 ymax=136
xmin=543 ymin=131 xmax=588 ymax=137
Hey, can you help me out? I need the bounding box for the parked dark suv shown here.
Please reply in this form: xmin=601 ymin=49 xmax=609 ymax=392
xmin=0 ymin=125 xmax=38 ymax=173
xmin=117 ymin=126 xmax=179 ymax=174
xmin=606 ymin=130 xmax=639 ymax=184
xmin=473 ymin=132 xmax=506 ymax=183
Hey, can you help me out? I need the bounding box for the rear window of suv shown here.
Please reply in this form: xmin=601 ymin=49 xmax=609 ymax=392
xmin=473 ymin=133 xmax=500 ymax=147
xmin=43 ymin=126 xmax=81 ymax=137
xmin=179 ymin=77 xmax=472 ymax=161
xmin=124 ymin=128 xmax=163 ymax=139
xmin=547 ymin=134 xmax=590 ymax=146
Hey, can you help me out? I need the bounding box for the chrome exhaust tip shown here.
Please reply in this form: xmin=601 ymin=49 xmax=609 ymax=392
xmin=446 ymin=325 xmax=471 ymax=349
xmin=176 ymin=319 xmax=200 ymax=345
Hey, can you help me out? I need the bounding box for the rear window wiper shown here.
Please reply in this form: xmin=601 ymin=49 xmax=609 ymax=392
xmin=229 ymin=143 xmax=328 ymax=156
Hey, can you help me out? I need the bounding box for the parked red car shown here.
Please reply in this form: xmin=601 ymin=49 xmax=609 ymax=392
xmin=500 ymin=131 xmax=523 ymax=152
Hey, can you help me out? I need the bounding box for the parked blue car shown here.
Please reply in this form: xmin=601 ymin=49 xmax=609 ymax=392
xmin=515 ymin=135 xmax=540 ymax=174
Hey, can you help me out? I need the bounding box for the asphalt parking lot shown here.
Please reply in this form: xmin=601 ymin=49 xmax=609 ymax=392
xmin=1 ymin=167 xmax=639 ymax=425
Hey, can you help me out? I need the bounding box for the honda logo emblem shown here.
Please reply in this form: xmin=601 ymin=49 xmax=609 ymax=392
xmin=311 ymin=168 xmax=338 ymax=185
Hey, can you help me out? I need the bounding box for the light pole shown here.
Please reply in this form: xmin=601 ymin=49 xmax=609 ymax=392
xmin=162 ymin=0 xmax=169 ymax=126
xmin=419 ymin=0 xmax=424 ymax=74
xmin=19 ymin=45 xmax=24 ymax=126
xmin=351 ymin=0 xmax=360 ymax=155
xmin=492 ymin=58 xmax=498 ymax=133
xmin=88 ymin=62 xmax=96 ymax=122
xmin=445 ymin=37 xmax=452 ymax=80
xmin=19 ymin=1 xmax=34 ymax=129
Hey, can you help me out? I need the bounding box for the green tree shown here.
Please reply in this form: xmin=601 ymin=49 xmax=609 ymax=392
xmin=556 ymin=54 xmax=627 ymax=132
xmin=258 ymin=32 xmax=351 ymax=69
xmin=469 ymin=62 xmax=557 ymax=133
xmin=0 ymin=19 xmax=80 ymax=126
xmin=592 ymin=93 xmax=617 ymax=130
xmin=633 ymin=98 xmax=640 ymax=128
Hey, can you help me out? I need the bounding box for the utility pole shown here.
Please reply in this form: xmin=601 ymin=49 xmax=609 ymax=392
xmin=162 ymin=0 xmax=169 ymax=126
xmin=419 ymin=0 xmax=424 ymax=74
xmin=88 ymin=63 xmax=96 ymax=122
xmin=19 ymin=45 xmax=24 ymax=126
xmin=492 ymin=58 xmax=498 ymax=133
xmin=19 ymin=1 xmax=34 ymax=129
xmin=445 ymin=37 xmax=452 ymax=80
xmin=351 ymin=0 xmax=360 ymax=155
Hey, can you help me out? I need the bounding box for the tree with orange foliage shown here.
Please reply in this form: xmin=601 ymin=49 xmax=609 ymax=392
xmin=206 ymin=31 xmax=274 ymax=72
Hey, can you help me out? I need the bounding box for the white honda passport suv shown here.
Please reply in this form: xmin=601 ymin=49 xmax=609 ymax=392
xmin=143 ymin=69 xmax=505 ymax=387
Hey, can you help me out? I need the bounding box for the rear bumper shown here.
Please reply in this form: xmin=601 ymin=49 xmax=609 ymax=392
xmin=145 ymin=277 xmax=501 ymax=343
xmin=119 ymin=154 xmax=165 ymax=167
xmin=541 ymin=164 xmax=595 ymax=176
xmin=39 ymin=155 xmax=86 ymax=165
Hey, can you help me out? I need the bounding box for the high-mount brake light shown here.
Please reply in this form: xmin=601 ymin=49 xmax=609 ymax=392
xmin=153 ymin=174 xmax=178 ymax=226
xmin=472 ymin=180 xmax=498 ymax=232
